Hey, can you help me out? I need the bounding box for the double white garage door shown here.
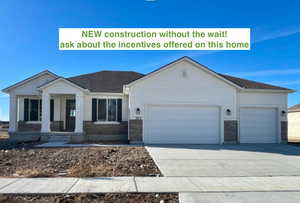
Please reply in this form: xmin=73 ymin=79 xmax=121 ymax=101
xmin=144 ymin=105 xmax=278 ymax=144
xmin=144 ymin=105 xmax=220 ymax=144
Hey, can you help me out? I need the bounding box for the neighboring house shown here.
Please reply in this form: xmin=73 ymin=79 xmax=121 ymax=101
xmin=2 ymin=56 xmax=294 ymax=144
xmin=288 ymin=103 xmax=300 ymax=142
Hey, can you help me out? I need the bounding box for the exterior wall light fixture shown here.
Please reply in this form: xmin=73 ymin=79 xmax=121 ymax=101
xmin=226 ymin=109 xmax=231 ymax=116
xmin=281 ymin=110 xmax=286 ymax=117
xmin=136 ymin=107 xmax=141 ymax=115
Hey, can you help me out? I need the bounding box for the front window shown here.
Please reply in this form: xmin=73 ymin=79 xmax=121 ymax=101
xmin=29 ymin=99 xmax=42 ymax=121
xmin=96 ymin=99 xmax=121 ymax=122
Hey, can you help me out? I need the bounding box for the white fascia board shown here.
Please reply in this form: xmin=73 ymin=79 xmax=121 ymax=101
xmin=123 ymin=85 xmax=130 ymax=95
xmin=88 ymin=92 xmax=123 ymax=96
xmin=185 ymin=58 xmax=242 ymax=89
xmin=241 ymin=88 xmax=296 ymax=94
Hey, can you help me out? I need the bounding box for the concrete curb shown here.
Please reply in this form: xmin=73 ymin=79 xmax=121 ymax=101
xmin=35 ymin=143 xmax=143 ymax=148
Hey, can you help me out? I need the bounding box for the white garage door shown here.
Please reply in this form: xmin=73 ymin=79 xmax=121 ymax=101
xmin=144 ymin=105 xmax=220 ymax=144
xmin=240 ymin=108 xmax=277 ymax=143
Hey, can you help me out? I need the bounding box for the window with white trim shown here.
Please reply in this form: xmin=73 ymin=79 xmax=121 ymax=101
xmin=28 ymin=99 xmax=42 ymax=121
xmin=95 ymin=98 xmax=122 ymax=122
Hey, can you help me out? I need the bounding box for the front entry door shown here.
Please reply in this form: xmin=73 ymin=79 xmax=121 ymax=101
xmin=66 ymin=99 xmax=76 ymax=131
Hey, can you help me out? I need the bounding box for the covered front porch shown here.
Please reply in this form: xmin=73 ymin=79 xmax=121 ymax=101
xmin=6 ymin=74 xmax=129 ymax=143
xmin=9 ymin=93 xmax=84 ymax=134
xmin=41 ymin=93 xmax=84 ymax=133
xmin=8 ymin=77 xmax=87 ymax=135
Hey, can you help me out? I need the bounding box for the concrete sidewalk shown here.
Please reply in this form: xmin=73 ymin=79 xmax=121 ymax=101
xmin=1 ymin=176 xmax=300 ymax=194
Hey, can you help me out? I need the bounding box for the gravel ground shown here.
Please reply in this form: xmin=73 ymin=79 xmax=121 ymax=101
xmin=0 ymin=193 xmax=178 ymax=203
xmin=0 ymin=146 xmax=162 ymax=177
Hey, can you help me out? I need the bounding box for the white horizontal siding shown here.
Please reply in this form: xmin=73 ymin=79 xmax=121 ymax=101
xmin=10 ymin=74 xmax=56 ymax=96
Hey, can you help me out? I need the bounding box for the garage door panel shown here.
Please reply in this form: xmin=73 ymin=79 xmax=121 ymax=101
xmin=144 ymin=105 xmax=220 ymax=144
xmin=240 ymin=108 xmax=277 ymax=143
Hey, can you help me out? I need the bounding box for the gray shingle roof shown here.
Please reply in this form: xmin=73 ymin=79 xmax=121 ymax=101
xmin=66 ymin=70 xmax=291 ymax=93
xmin=219 ymin=74 xmax=292 ymax=91
xmin=67 ymin=71 xmax=144 ymax=93
xmin=43 ymin=57 xmax=293 ymax=93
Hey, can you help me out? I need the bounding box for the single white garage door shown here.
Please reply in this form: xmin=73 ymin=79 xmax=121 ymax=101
xmin=240 ymin=108 xmax=277 ymax=143
xmin=144 ymin=105 xmax=220 ymax=144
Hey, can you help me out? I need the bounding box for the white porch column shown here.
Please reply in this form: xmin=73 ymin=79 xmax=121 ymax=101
xmin=8 ymin=94 xmax=18 ymax=132
xmin=75 ymin=94 xmax=84 ymax=133
xmin=41 ymin=92 xmax=50 ymax=133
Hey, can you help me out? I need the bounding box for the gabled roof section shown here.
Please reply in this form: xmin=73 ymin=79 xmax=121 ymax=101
xmin=289 ymin=103 xmax=300 ymax=112
xmin=2 ymin=70 xmax=59 ymax=93
xmin=126 ymin=56 xmax=245 ymax=89
xmin=126 ymin=56 xmax=294 ymax=92
xmin=2 ymin=57 xmax=295 ymax=95
xmin=38 ymin=77 xmax=89 ymax=92
xmin=67 ymin=71 xmax=144 ymax=93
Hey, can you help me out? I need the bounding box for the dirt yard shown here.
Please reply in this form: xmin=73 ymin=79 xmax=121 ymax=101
xmin=0 ymin=193 xmax=178 ymax=203
xmin=0 ymin=146 xmax=162 ymax=177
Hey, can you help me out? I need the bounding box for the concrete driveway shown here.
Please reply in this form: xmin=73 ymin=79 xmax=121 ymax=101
xmin=146 ymin=144 xmax=300 ymax=177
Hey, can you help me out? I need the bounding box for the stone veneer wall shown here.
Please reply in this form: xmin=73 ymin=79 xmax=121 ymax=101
xmin=18 ymin=121 xmax=64 ymax=132
xmin=83 ymin=121 xmax=128 ymax=142
xmin=83 ymin=121 xmax=128 ymax=135
xmin=281 ymin=121 xmax=288 ymax=143
xmin=50 ymin=121 xmax=64 ymax=132
xmin=18 ymin=121 xmax=41 ymax=132
xmin=224 ymin=120 xmax=238 ymax=143
xmin=129 ymin=119 xmax=143 ymax=143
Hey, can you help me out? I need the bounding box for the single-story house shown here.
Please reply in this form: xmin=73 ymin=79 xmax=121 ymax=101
xmin=2 ymin=56 xmax=294 ymax=144
xmin=288 ymin=103 xmax=300 ymax=142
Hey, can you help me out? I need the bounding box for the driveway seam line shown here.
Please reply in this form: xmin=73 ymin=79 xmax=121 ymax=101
xmin=186 ymin=177 xmax=202 ymax=191
xmin=65 ymin=178 xmax=79 ymax=194
xmin=133 ymin=176 xmax=139 ymax=192
xmin=0 ymin=179 xmax=20 ymax=192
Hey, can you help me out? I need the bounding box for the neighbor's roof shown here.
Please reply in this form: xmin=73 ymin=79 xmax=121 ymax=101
xmin=289 ymin=103 xmax=300 ymax=111
xmin=67 ymin=71 xmax=144 ymax=93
